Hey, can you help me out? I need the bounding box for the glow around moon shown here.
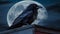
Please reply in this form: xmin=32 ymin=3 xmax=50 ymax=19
xmin=7 ymin=1 xmax=48 ymax=27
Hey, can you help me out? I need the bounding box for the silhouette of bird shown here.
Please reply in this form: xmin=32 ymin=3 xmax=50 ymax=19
xmin=9 ymin=3 xmax=42 ymax=29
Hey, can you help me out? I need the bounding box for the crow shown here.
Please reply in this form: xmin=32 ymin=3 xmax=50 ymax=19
xmin=9 ymin=3 xmax=42 ymax=29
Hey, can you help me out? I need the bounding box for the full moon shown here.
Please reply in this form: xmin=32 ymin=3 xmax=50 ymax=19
xmin=7 ymin=1 xmax=47 ymax=27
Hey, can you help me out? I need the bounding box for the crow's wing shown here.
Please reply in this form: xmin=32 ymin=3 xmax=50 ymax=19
xmin=12 ymin=10 xmax=33 ymax=26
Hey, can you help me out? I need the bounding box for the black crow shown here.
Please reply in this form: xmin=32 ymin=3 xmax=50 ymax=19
xmin=9 ymin=4 xmax=42 ymax=29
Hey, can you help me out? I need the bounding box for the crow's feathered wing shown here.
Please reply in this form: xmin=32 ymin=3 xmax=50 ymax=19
xmin=9 ymin=9 xmax=37 ymax=29
xmin=13 ymin=10 xmax=33 ymax=25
